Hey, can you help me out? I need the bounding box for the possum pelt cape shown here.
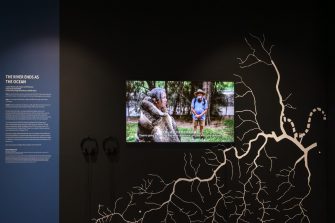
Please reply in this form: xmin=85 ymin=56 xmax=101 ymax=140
xmin=136 ymin=97 xmax=180 ymax=142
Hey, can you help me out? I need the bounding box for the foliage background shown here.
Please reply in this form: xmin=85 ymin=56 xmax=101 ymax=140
xmin=126 ymin=81 xmax=234 ymax=142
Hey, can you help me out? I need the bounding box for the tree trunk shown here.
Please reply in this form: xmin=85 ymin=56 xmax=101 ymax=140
xmin=164 ymin=81 xmax=168 ymax=95
xmin=173 ymin=82 xmax=182 ymax=115
xmin=224 ymin=95 xmax=228 ymax=117
xmin=127 ymin=101 xmax=130 ymax=120
xmin=203 ymin=81 xmax=212 ymax=126
xmin=164 ymin=81 xmax=169 ymax=108
xmin=126 ymin=92 xmax=130 ymax=120
xmin=189 ymin=82 xmax=196 ymax=115
xmin=173 ymin=101 xmax=177 ymax=115
xmin=146 ymin=81 xmax=156 ymax=90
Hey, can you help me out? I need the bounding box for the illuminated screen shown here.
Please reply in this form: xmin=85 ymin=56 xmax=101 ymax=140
xmin=126 ymin=81 xmax=234 ymax=143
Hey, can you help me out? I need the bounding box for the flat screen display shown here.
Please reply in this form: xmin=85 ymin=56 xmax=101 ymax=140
xmin=126 ymin=81 xmax=234 ymax=143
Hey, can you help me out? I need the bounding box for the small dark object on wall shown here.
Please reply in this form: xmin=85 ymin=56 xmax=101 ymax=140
xmin=80 ymin=136 xmax=99 ymax=162
xmin=103 ymin=136 xmax=120 ymax=162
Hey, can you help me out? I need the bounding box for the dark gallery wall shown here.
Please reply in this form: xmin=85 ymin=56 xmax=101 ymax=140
xmin=326 ymin=6 xmax=335 ymax=219
xmin=60 ymin=3 xmax=331 ymax=223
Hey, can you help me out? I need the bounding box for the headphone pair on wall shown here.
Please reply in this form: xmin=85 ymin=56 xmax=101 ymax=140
xmin=80 ymin=136 xmax=119 ymax=162
xmin=80 ymin=136 xmax=119 ymax=221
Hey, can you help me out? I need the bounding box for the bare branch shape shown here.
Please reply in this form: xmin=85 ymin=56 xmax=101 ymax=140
xmin=93 ymin=35 xmax=326 ymax=223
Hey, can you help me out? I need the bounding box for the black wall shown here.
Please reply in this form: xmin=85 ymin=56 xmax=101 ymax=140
xmin=60 ymin=3 xmax=330 ymax=222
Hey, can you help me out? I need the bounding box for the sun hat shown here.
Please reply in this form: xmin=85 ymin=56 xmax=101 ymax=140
xmin=194 ymin=89 xmax=206 ymax=96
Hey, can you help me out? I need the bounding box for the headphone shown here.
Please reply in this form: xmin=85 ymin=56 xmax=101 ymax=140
xmin=103 ymin=136 xmax=119 ymax=158
xmin=80 ymin=137 xmax=99 ymax=162
xmin=80 ymin=136 xmax=119 ymax=162
xmin=79 ymin=136 xmax=119 ymax=222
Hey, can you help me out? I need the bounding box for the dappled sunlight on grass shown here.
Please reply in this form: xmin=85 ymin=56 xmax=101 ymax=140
xmin=126 ymin=118 xmax=234 ymax=143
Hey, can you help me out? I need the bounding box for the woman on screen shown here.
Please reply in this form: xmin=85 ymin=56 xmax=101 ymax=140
xmin=136 ymin=87 xmax=180 ymax=142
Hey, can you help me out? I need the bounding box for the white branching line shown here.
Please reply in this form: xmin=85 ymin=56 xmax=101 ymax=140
xmin=93 ymin=35 xmax=326 ymax=223
xmin=237 ymin=34 xmax=274 ymax=68
xmin=234 ymin=73 xmax=261 ymax=131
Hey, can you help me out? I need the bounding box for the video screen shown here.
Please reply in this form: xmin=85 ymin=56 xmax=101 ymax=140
xmin=126 ymin=81 xmax=234 ymax=143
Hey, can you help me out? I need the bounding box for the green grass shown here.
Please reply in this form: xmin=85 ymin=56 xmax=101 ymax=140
xmin=126 ymin=118 xmax=234 ymax=143
xmin=177 ymin=126 xmax=234 ymax=142
xmin=223 ymin=118 xmax=234 ymax=129
xmin=126 ymin=122 xmax=138 ymax=142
